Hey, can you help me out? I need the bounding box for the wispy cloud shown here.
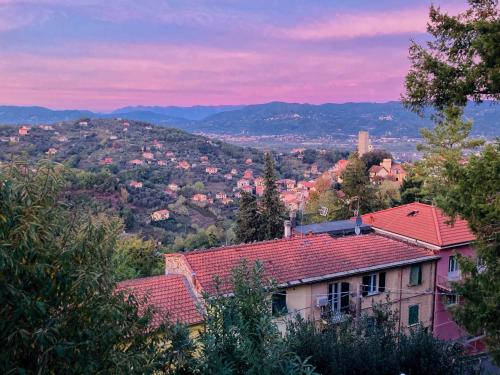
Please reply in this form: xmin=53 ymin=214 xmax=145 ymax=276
xmin=276 ymin=6 xmax=462 ymax=41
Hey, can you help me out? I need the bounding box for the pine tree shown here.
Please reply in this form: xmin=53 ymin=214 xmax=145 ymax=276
xmin=340 ymin=153 xmax=378 ymax=214
xmin=235 ymin=191 xmax=261 ymax=243
xmin=260 ymin=152 xmax=286 ymax=240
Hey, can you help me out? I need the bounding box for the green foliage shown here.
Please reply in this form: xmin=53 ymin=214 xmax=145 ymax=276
xmin=340 ymin=153 xmax=382 ymax=214
xmin=403 ymin=0 xmax=500 ymax=112
xmin=0 ymin=162 xmax=171 ymax=374
xmin=285 ymin=304 xmax=476 ymax=375
xmin=399 ymin=168 xmax=426 ymax=204
xmin=197 ymin=261 xmax=317 ymax=375
xmin=414 ymin=106 xmax=484 ymax=198
xmin=168 ymin=225 xmax=226 ymax=252
xmin=304 ymin=190 xmax=349 ymax=223
xmin=113 ymin=235 xmax=163 ymax=281
xmin=235 ymin=191 xmax=261 ymax=243
xmin=260 ymin=152 xmax=287 ymax=240
xmin=436 ymin=142 xmax=500 ymax=362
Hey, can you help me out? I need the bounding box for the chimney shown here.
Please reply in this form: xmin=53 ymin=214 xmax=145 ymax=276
xmin=284 ymin=220 xmax=292 ymax=238
xmin=381 ymin=158 xmax=392 ymax=171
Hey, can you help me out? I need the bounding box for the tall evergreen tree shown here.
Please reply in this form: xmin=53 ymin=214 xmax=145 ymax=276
xmin=235 ymin=191 xmax=261 ymax=243
xmin=414 ymin=106 xmax=484 ymax=198
xmin=340 ymin=153 xmax=380 ymax=214
xmin=437 ymin=143 xmax=500 ymax=362
xmin=403 ymin=0 xmax=499 ymax=113
xmin=260 ymin=152 xmax=286 ymax=240
xmin=399 ymin=169 xmax=426 ymax=204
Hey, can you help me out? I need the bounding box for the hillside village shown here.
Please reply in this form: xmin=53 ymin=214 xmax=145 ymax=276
xmin=0 ymin=119 xmax=363 ymax=242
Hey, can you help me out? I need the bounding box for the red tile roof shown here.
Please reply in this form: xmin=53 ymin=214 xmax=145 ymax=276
xmin=181 ymin=233 xmax=437 ymax=294
xmin=116 ymin=275 xmax=203 ymax=326
xmin=361 ymin=202 xmax=475 ymax=247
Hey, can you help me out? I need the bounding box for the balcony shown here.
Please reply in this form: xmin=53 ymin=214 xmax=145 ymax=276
xmin=437 ymin=271 xmax=461 ymax=292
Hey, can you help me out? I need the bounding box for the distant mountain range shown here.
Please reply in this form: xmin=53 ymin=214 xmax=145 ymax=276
xmin=1 ymin=101 xmax=498 ymax=137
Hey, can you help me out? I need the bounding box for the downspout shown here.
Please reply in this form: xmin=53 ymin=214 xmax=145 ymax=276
xmin=430 ymin=260 xmax=437 ymax=334
xmin=398 ymin=268 xmax=403 ymax=333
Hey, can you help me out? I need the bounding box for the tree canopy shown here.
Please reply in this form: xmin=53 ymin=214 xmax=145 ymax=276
xmin=403 ymin=0 xmax=499 ymax=113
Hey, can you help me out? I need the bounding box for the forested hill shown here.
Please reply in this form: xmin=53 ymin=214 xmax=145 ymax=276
xmin=0 ymin=119 xmax=333 ymax=244
xmin=188 ymin=101 xmax=499 ymax=137
xmin=1 ymin=101 xmax=498 ymax=138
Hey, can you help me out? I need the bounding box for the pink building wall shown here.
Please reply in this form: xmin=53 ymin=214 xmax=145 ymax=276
xmin=434 ymin=245 xmax=475 ymax=341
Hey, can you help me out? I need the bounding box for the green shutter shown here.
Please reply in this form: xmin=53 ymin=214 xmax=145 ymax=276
xmin=410 ymin=265 xmax=421 ymax=286
xmin=408 ymin=305 xmax=419 ymax=325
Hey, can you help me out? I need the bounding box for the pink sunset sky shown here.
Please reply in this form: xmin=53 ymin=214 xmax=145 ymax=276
xmin=0 ymin=0 xmax=467 ymax=111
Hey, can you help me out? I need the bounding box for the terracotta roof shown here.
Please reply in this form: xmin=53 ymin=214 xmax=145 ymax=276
xmin=361 ymin=202 xmax=475 ymax=247
xmin=181 ymin=233 xmax=436 ymax=294
xmin=116 ymin=275 xmax=203 ymax=326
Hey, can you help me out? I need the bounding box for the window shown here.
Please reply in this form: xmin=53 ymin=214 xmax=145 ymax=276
xmin=408 ymin=305 xmax=419 ymax=326
xmin=409 ymin=264 xmax=422 ymax=286
xmin=272 ymin=291 xmax=287 ymax=316
xmin=446 ymin=294 xmax=458 ymax=306
xmin=362 ymin=272 xmax=385 ymax=296
xmin=328 ymin=282 xmax=350 ymax=312
xmin=448 ymin=256 xmax=459 ymax=273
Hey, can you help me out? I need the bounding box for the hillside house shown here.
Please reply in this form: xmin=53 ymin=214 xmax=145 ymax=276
xmin=221 ymin=197 xmax=233 ymax=205
xmin=297 ymin=180 xmax=315 ymax=190
xmin=234 ymin=192 xmax=242 ymax=199
xmin=18 ymin=126 xmax=30 ymax=136
xmin=56 ymin=136 xmax=68 ymax=142
xmin=122 ymin=121 xmax=130 ymax=126
xmin=241 ymin=185 xmax=253 ymax=194
xmin=216 ymin=192 xmax=227 ymax=200
xmin=151 ymin=209 xmax=170 ymax=221
xmin=78 ymin=121 xmax=88 ymax=126
xmin=100 ymin=157 xmax=113 ymax=165
xmin=291 ymin=148 xmax=305 ymax=155
xmin=224 ymin=173 xmax=233 ymax=180
xmin=332 ymin=159 xmax=349 ymax=176
xmin=128 ymin=159 xmax=144 ymax=166
xmin=129 ymin=181 xmax=143 ymax=189
xmin=200 ymin=156 xmax=209 ymax=164
xmin=164 ymin=233 xmax=438 ymax=332
xmin=368 ymin=159 xmax=406 ymax=184
xmin=152 ymin=140 xmax=163 ymax=150
xmin=168 ymin=183 xmax=180 ymax=191
xmin=237 ymin=178 xmax=251 ymax=189
xmin=39 ymin=125 xmax=54 ymax=131
xmin=192 ymin=194 xmax=208 ymax=203
xmin=205 ymin=166 xmax=218 ymax=174
xmin=157 ymin=160 xmax=167 ymax=166
xmin=46 ymin=148 xmax=57 ymax=155
xmin=143 ymin=152 xmax=154 ymax=160
xmin=245 ymin=158 xmax=253 ymax=165
xmin=178 ymin=160 xmax=190 ymax=170
xmin=254 ymin=176 xmax=265 ymax=187
xmin=165 ymin=151 xmax=175 ymax=158
xmin=311 ymin=164 xmax=319 ymax=174
xmin=256 ymin=185 xmax=266 ymax=197
xmin=243 ymin=169 xmax=253 ymax=179
xmin=230 ymin=168 xmax=238 ymax=175
xmin=361 ymin=203 xmax=480 ymax=350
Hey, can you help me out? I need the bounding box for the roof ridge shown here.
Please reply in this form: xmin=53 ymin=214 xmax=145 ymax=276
xmin=362 ymin=202 xmax=430 ymax=217
xmin=184 ymin=233 xmax=330 ymax=255
xmin=430 ymin=205 xmax=443 ymax=246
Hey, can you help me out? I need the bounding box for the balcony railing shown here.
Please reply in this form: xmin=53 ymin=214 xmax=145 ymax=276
xmin=437 ymin=272 xmax=461 ymax=291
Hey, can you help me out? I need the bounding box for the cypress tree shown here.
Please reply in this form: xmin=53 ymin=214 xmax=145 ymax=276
xmin=235 ymin=191 xmax=261 ymax=243
xmin=260 ymin=152 xmax=286 ymax=240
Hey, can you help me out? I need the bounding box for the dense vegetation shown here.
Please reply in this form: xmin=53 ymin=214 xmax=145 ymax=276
xmin=0 ymin=119 xmax=341 ymax=247
xmin=403 ymin=0 xmax=499 ymax=361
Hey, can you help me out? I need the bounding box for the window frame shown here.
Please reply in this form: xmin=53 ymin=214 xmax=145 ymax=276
xmin=367 ymin=274 xmax=378 ymax=295
xmin=271 ymin=291 xmax=288 ymax=317
xmin=448 ymin=255 xmax=459 ymax=273
xmin=408 ymin=304 xmax=419 ymax=326
xmin=409 ymin=264 xmax=422 ymax=286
